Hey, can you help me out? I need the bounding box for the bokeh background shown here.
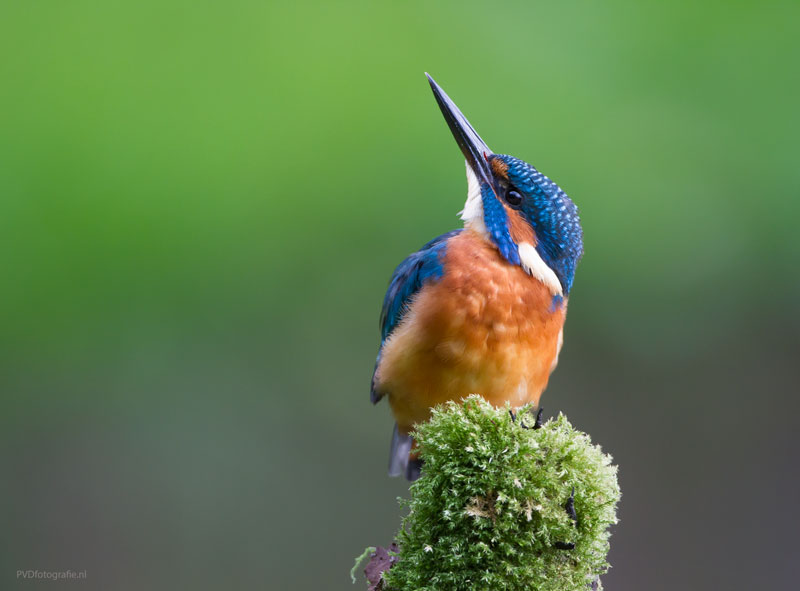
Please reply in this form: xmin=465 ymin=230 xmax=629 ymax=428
xmin=2 ymin=1 xmax=799 ymax=589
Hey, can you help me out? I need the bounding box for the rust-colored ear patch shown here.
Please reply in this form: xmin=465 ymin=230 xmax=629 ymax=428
xmin=490 ymin=157 xmax=509 ymax=179
xmin=505 ymin=207 xmax=536 ymax=245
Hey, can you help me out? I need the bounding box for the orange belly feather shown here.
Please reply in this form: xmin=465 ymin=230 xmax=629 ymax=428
xmin=374 ymin=229 xmax=567 ymax=434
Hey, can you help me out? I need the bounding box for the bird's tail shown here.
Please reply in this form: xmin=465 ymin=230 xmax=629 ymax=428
xmin=388 ymin=423 xmax=422 ymax=480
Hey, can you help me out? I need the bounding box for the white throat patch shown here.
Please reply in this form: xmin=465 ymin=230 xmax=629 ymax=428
xmin=459 ymin=162 xmax=488 ymax=236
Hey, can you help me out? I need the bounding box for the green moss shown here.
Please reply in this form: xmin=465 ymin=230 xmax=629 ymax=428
xmin=385 ymin=395 xmax=620 ymax=591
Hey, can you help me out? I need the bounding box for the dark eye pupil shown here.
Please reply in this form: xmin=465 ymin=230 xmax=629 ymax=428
xmin=505 ymin=189 xmax=522 ymax=206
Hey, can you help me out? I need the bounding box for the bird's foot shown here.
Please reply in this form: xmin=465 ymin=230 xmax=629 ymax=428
xmin=532 ymin=407 xmax=544 ymax=429
xmin=514 ymin=407 xmax=544 ymax=430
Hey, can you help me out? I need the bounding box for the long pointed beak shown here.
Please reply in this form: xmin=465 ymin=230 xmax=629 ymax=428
xmin=426 ymin=73 xmax=499 ymax=196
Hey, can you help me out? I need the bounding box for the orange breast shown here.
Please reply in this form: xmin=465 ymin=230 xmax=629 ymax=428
xmin=375 ymin=229 xmax=567 ymax=433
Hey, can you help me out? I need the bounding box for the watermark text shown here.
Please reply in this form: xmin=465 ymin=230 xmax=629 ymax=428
xmin=16 ymin=570 xmax=87 ymax=581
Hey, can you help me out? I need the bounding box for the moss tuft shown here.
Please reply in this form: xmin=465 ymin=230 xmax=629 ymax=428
xmin=384 ymin=395 xmax=620 ymax=591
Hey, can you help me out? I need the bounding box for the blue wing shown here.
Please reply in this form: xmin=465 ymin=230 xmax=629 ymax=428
xmin=371 ymin=229 xmax=461 ymax=403
xmin=380 ymin=229 xmax=461 ymax=342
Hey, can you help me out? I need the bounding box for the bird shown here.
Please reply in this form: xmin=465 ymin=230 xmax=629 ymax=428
xmin=371 ymin=74 xmax=584 ymax=480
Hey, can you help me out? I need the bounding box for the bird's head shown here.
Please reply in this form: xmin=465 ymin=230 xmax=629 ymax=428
xmin=427 ymin=74 xmax=584 ymax=298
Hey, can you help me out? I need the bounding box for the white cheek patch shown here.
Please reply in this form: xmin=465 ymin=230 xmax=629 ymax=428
xmin=518 ymin=242 xmax=563 ymax=297
xmin=459 ymin=161 xmax=488 ymax=237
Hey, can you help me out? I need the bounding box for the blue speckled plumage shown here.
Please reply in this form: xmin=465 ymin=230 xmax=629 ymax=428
xmin=494 ymin=154 xmax=583 ymax=294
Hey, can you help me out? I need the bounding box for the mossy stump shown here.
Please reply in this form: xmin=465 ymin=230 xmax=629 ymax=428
xmin=363 ymin=395 xmax=620 ymax=591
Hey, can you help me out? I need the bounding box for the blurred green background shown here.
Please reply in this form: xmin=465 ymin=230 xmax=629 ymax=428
xmin=1 ymin=1 xmax=799 ymax=589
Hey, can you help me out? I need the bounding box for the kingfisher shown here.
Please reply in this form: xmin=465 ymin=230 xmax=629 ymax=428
xmin=371 ymin=74 xmax=584 ymax=480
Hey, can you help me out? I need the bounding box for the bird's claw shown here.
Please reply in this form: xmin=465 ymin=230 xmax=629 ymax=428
xmin=510 ymin=407 xmax=545 ymax=430
xmin=519 ymin=407 xmax=544 ymax=429
xmin=533 ymin=407 xmax=544 ymax=429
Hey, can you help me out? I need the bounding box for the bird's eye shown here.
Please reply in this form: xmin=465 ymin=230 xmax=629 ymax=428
xmin=505 ymin=187 xmax=523 ymax=207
